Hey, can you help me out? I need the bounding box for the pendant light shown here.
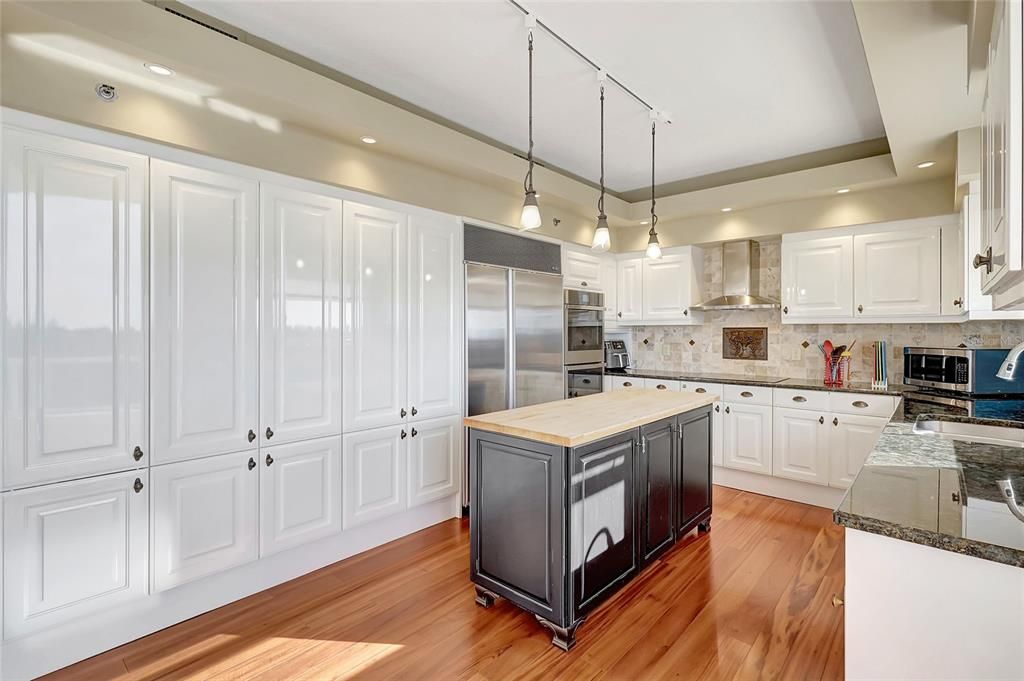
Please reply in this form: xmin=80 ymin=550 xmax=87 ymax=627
xmin=519 ymin=29 xmax=542 ymax=231
xmin=645 ymin=118 xmax=662 ymax=259
xmin=591 ymin=79 xmax=611 ymax=252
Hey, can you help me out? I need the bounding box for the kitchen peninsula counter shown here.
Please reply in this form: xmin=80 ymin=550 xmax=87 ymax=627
xmin=466 ymin=390 xmax=716 ymax=650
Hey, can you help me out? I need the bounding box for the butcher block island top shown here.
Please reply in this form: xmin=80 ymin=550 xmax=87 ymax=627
xmin=463 ymin=389 xmax=719 ymax=447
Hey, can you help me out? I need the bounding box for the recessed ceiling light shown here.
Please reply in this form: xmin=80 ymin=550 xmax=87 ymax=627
xmin=836 ymin=188 xmax=851 ymax=194
xmin=360 ymin=136 xmax=377 ymax=144
xmin=144 ymin=63 xmax=174 ymax=77
xmin=721 ymin=207 xmax=733 ymax=213
xmin=640 ymin=220 xmax=649 ymax=225
xmin=916 ymin=161 xmax=935 ymax=169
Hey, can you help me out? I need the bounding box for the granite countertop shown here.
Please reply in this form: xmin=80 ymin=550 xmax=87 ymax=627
xmin=834 ymin=412 xmax=1024 ymax=567
xmin=606 ymin=368 xmax=913 ymax=396
xmin=463 ymin=390 xmax=717 ymax=447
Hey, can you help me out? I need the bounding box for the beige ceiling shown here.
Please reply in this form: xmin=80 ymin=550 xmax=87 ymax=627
xmin=1 ymin=0 xmax=982 ymax=230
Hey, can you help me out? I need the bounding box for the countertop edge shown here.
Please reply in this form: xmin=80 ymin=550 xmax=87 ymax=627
xmin=833 ymin=509 xmax=1024 ymax=568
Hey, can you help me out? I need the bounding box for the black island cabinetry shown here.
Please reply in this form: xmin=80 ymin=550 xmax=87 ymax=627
xmin=468 ymin=404 xmax=713 ymax=651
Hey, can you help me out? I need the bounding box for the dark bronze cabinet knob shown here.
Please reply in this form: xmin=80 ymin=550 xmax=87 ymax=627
xmin=265 ymin=427 xmax=274 ymax=440
xmin=411 ymin=406 xmax=418 ymax=416
xmin=617 ymin=311 xmax=622 ymax=318
xmin=401 ymin=429 xmax=407 ymax=439
xmin=683 ymin=309 xmax=688 ymax=316
xmin=953 ymin=297 xmax=963 ymax=307
xmin=248 ymin=429 xmax=256 ymax=443
xmin=133 ymin=446 xmax=144 ymax=461
xmin=265 ymin=454 xmax=274 ymax=467
xmin=783 ymin=305 xmax=789 ymax=314
xmin=724 ymin=406 xmax=731 ymax=414
xmin=819 ymin=416 xmax=825 ymax=424
xmin=248 ymin=457 xmax=256 ymax=470
xmin=400 ymin=408 xmax=407 ymax=418
xmin=857 ymin=304 xmax=864 ymax=313
xmin=581 ymin=281 xmax=587 ymax=287
xmin=133 ymin=478 xmax=144 ymax=493
xmin=973 ymin=247 xmax=992 ymax=273
xmin=833 ymin=417 xmax=839 ymax=426
xmin=411 ymin=428 xmax=418 ymax=437
xmin=714 ymin=404 xmax=720 ymax=412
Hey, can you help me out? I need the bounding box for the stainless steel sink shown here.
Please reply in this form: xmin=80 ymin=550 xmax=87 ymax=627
xmin=912 ymin=418 xmax=1024 ymax=448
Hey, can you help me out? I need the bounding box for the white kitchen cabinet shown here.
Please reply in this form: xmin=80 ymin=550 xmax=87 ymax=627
xmin=151 ymin=451 xmax=259 ymax=592
xmin=342 ymin=201 xmax=408 ymax=432
xmin=607 ymin=375 xmax=641 ymax=390
xmin=615 ymin=257 xmax=644 ymax=323
xmin=407 ymin=415 xmax=461 ymax=508
xmin=601 ymin=257 xmax=619 ymax=329
xmin=781 ymin=234 xmax=853 ymax=320
xmin=643 ymin=378 xmax=680 ymax=391
xmin=408 ymin=212 xmax=463 ymax=423
xmin=640 ymin=247 xmax=703 ymax=324
xmin=710 ymin=402 xmax=724 ymax=467
xmin=259 ymin=436 xmax=342 ymax=557
xmin=562 ymin=246 xmax=604 ymax=290
xmin=722 ymin=402 xmax=772 ymax=475
xmin=4 ymin=470 xmax=148 ymax=637
xmin=2 ymin=129 xmax=148 ymax=488
xmin=772 ymin=407 xmax=829 ymax=486
xmin=259 ymin=183 xmax=343 ymax=447
xmin=828 ymin=413 xmax=888 ymax=489
xmin=853 ymin=225 xmax=941 ymax=317
xmin=963 ymin=188 xmax=1024 ymax=318
xmin=343 ymin=202 xmax=462 ymax=432
xmin=342 ymin=424 xmax=408 ymax=529
xmin=151 ymin=160 xmax=259 ymax=464
xmin=940 ymin=216 xmax=966 ymax=317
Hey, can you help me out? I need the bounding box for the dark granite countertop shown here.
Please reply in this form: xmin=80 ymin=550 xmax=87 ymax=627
xmin=834 ymin=412 xmax=1024 ymax=567
xmin=606 ymin=368 xmax=912 ymax=396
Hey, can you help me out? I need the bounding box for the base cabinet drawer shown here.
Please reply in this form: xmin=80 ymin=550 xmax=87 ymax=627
xmin=259 ymin=437 xmax=342 ymax=558
xmin=4 ymin=470 xmax=149 ymax=637
xmin=723 ymin=384 xmax=773 ymax=406
xmin=608 ymin=376 xmax=641 ymax=390
xmin=828 ymin=392 xmax=896 ymax=418
xmin=342 ymin=425 xmax=409 ymax=529
xmin=644 ymin=378 xmax=680 ymax=391
xmin=151 ymin=451 xmax=259 ymax=593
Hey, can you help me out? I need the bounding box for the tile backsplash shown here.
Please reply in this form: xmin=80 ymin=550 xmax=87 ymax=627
xmin=623 ymin=240 xmax=1024 ymax=382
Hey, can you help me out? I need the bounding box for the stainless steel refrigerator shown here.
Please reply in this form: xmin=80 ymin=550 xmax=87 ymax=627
xmin=463 ymin=225 xmax=564 ymax=504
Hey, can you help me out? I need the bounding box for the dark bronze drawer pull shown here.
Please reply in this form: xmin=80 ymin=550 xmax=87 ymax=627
xmin=623 ymin=381 xmax=633 ymax=387
xmin=695 ymin=387 xmax=706 ymax=394
xmin=656 ymin=384 xmax=667 ymax=390
xmin=792 ymin=396 xmax=807 ymax=403
xmin=852 ymin=400 xmax=869 ymax=408
xmin=740 ymin=391 xmax=754 ymax=398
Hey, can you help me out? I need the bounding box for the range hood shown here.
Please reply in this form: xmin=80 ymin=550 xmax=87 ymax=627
xmin=691 ymin=240 xmax=780 ymax=311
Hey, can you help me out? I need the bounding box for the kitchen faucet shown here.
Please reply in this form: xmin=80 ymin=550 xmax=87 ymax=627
xmin=996 ymin=340 xmax=1024 ymax=380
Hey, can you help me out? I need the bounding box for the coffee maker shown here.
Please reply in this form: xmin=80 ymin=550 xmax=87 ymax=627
xmin=604 ymin=340 xmax=630 ymax=371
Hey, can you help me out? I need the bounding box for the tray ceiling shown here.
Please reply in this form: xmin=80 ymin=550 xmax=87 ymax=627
xmin=184 ymin=0 xmax=886 ymax=194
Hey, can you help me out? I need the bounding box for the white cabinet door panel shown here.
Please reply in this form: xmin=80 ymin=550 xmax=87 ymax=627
xmin=562 ymin=247 xmax=603 ymax=290
xmin=722 ymin=402 xmax=772 ymax=475
xmin=342 ymin=202 xmax=408 ymax=432
xmin=260 ymin=184 xmax=343 ymax=446
xmin=600 ymin=257 xmax=618 ymax=328
xmin=829 ymin=413 xmax=887 ymax=489
xmin=781 ymin=235 xmax=853 ymax=319
xmin=641 ymin=253 xmax=696 ymax=323
xmin=342 ymin=425 xmax=407 ymax=529
xmin=772 ymin=407 xmax=829 ymax=486
xmin=616 ymin=257 xmax=643 ymax=323
xmin=151 ymin=451 xmax=259 ymax=592
xmin=260 ymin=436 xmax=342 ymax=557
xmin=854 ymin=227 xmax=941 ymax=317
xmin=408 ymin=212 xmax=462 ymax=422
xmin=940 ymin=219 xmax=966 ymax=316
xmin=408 ymin=415 xmax=460 ymax=508
xmin=2 ymin=130 xmax=148 ymax=487
xmin=3 ymin=470 xmax=148 ymax=637
xmin=151 ymin=160 xmax=259 ymax=463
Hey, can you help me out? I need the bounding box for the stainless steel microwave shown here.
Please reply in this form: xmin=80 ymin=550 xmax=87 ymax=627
xmin=903 ymin=347 xmax=1024 ymax=394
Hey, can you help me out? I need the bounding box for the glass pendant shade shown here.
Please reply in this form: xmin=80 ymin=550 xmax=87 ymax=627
xmin=591 ymin=215 xmax=610 ymax=251
xmin=520 ymin=190 xmax=542 ymax=230
xmin=645 ymin=230 xmax=662 ymax=259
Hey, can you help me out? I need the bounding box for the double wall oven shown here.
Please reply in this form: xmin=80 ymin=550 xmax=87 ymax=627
xmin=564 ymin=289 xmax=604 ymax=397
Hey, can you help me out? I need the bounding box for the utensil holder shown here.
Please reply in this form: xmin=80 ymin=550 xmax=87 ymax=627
xmin=824 ymin=355 xmax=850 ymax=387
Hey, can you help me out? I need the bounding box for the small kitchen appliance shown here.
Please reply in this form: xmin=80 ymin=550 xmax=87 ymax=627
xmin=902 ymin=347 xmax=1024 ymax=420
xmin=604 ymin=339 xmax=630 ymax=370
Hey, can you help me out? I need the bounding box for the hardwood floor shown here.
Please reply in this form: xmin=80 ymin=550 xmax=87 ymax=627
xmin=43 ymin=487 xmax=845 ymax=681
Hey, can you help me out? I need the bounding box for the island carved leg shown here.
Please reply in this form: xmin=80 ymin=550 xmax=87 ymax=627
xmin=474 ymin=585 xmax=500 ymax=608
xmin=535 ymin=615 xmax=585 ymax=651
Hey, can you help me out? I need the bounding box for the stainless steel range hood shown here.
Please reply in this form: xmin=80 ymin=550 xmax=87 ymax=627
xmin=691 ymin=240 xmax=780 ymax=311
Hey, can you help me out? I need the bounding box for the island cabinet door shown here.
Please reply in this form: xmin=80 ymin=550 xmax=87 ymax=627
xmin=469 ymin=430 xmax=565 ymax=624
xmin=639 ymin=418 xmax=676 ymax=564
xmin=677 ymin=408 xmax=712 ymax=532
xmin=569 ymin=430 xmax=638 ymax=621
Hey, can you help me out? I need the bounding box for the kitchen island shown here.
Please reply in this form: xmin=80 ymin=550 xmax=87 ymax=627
xmin=464 ymin=390 xmax=718 ymax=650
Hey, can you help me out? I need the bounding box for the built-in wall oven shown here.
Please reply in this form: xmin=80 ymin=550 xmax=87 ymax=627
xmin=564 ymin=289 xmax=604 ymax=365
xmin=566 ymin=362 xmax=604 ymax=398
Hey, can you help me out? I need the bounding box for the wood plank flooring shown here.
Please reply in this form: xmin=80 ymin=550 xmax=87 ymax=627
xmin=43 ymin=487 xmax=845 ymax=681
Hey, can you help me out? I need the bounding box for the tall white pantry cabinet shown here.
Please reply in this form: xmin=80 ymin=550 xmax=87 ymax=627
xmin=0 ymin=119 xmax=463 ymax=679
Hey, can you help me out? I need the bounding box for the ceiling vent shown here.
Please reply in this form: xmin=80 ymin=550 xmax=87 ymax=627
xmin=159 ymin=4 xmax=241 ymax=41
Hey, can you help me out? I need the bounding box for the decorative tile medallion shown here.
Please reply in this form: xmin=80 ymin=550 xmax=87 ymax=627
xmin=801 ymin=340 xmax=810 ymax=349
xmin=723 ymin=327 xmax=768 ymax=361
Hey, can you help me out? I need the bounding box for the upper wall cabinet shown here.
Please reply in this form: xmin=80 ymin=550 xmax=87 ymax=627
xmin=781 ymin=235 xmax=853 ymax=320
xmin=616 ymin=257 xmax=644 ymax=323
xmin=2 ymin=129 xmax=148 ymax=488
xmin=151 ymin=160 xmax=260 ymax=464
xmin=853 ymin=225 xmax=941 ymax=317
xmin=260 ymin=183 xmax=343 ymax=446
xmin=343 ymin=202 xmax=462 ymax=432
xmin=562 ymin=246 xmax=605 ymax=290
xmin=615 ymin=247 xmax=703 ymax=326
